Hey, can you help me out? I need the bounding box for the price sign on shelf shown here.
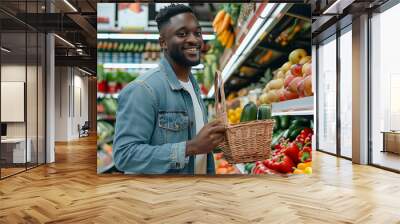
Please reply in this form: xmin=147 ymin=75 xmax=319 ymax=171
xmin=118 ymin=3 xmax=149 ymax=31
xmin=97 ymin=3 xmax=116 ymax=31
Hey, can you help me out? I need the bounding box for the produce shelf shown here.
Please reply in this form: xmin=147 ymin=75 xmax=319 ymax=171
xmin=271 ymin=96 xmax=314 ymax=116
xmin=97 ymin=33 xmax=216 ymax=40
xmin=102 ymin=63 xmax=204 ymax=70
xmin=207 ymin=3 xmax=293 ymax=98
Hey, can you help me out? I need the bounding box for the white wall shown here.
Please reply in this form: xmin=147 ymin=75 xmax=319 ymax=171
xmin=1 ymin=65 xmax=28 ymax=138
xmin=54 ymin=67 xmax=89 ymax=141
xmin=55 ymin=66 xmax=68 ymax=141
xmin=1 ymin=64 xmax=46 ymax=164
xmin=72 ymin=74 xmax=89 ymax=138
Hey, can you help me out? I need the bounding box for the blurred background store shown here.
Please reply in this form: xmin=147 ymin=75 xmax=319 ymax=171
xmin=0 ymin=1 xmax=399 ymax=222
xmin=96 ymin=1 xmax=400 ymax=174
xmin=96 ymin=2 xmax=314 ymax=174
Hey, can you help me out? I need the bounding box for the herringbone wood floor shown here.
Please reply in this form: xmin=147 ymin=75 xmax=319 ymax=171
xmin=1 ymin=135 xmax=400 ymax=223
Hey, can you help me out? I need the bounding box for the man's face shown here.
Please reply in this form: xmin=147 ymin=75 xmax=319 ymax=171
xmin=160 ymin=12 xmax=204 ymax=67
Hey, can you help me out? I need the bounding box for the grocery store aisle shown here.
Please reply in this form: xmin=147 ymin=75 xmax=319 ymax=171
xmin=0 ymin=137 xmax=399 ymax=223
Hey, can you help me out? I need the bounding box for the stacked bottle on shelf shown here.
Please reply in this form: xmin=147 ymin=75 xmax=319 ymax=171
xmin=97 ymin=40 xmax=161 ymax=64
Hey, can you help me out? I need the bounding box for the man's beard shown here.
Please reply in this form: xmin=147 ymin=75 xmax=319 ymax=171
xmin=168 ymin=48 xmax=200 ymax=67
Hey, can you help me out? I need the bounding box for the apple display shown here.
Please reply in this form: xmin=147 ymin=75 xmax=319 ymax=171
xmin=275 ymin=69 xmax=286 ymax=80
xmin=281 ymin=61 xmax=292 ymax=73
xmin=296 ymin=79 xmax=305 ymax=97
xmin=304 ymin=75 xmax=313 ymax=96
xmin=284 ymin=73 xmax=295 ymax=88
xmin=299 ymin=56 xmax=311 ymax=65
xmin=290 ymin=64 xmax=303 ymax=77
xmin=288 ymin=77 xmax=303 ymax=93
xmin=288 ymin=49 xmax=307 ymax=64
xmin=302 ymin=62 xmax=312 ymax=77
xmin=283 ymin=88 xmax=298 ymax=100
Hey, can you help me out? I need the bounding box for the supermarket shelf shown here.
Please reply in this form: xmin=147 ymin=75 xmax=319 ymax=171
xmin=98 ymin=92 xmax=119 ymax=98
xmin=98 ymin=33 xmax=216 ymax=40
xmin=207 ymin=3 xmax=292 ymax=98
xmin=272 ymin=110 xmax=313 ymax=116
xmin=103 ymin=63 xmax=204 ymax=70
xmin=271 ymin=96 xmax=314 ymax=116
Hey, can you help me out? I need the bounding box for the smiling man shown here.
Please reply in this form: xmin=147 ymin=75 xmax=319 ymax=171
xmin=113 ymin=4 xmax=226 ymax=175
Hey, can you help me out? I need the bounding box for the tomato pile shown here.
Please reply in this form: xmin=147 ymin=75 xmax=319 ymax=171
xmin=245 ymin=127 xmax=313 ymax=175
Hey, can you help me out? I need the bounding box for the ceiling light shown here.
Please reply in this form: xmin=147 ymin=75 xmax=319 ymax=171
xmin=322 ymin=0 xmax=352 ymax=14
xmin=63 ymin=0 xmax=78 ymax=12
xmin=54 ymin=34 xmax=75 ymax=48
xmin=97 ymin=33 xmax=215 ymax=40
xmin=1 ymin=47 xmax=11 ymax=53
xmin=78 ymin=67 xmax=92 ymax=76
xmin=260 ymin=3 xmax=276 ymax=18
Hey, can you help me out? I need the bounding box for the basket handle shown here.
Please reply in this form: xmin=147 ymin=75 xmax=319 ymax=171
xmin=214 ymin=70 xmax=227 ymax=124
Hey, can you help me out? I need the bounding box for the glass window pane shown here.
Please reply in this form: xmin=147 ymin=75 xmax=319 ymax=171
xmin=371 ymin=3 xmax=400 ymax=171
xmin=27 ymin=31 xmax=38 ymax=169
xmin=317 ymin=36 xmax=337 ymax=154
xmin=38 ymin=32 xmax=45 ymax=165
xmin=340 ymin=28 xmax=352 ymax=158
xmin=1 ymin=30 xmax=27 ymax=177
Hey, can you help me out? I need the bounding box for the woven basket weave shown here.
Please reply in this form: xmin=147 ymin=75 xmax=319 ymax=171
xmin=215 ymin=71 xmax=275 ymax=164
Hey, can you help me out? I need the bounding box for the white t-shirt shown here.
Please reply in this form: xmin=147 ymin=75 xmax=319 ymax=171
xmin=179 ymin=79 xmax=207 ymax=174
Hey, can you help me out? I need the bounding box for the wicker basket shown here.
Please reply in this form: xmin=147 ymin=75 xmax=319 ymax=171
xmin=215 ymin=71 xmax=275 ymax=164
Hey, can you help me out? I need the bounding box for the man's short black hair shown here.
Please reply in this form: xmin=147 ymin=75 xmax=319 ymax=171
xmin=155 ymin=4 xmax=194 ymax=31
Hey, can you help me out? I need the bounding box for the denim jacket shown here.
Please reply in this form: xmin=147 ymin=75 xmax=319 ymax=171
xmin=113 ymin=57 xmax=215 ymax=175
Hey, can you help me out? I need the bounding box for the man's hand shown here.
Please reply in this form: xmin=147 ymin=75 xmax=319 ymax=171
xmin=186 ymin=119 xmax=226 ymax=156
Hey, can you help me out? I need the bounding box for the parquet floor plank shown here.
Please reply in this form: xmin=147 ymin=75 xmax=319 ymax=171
xmin=0 ymin=135 xmax=400 ymax=223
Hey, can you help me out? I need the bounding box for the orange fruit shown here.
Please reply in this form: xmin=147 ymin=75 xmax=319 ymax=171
xmin=293 ymin=169 xmax=305 ymax=174
xmin=218 ymin=160 xmax=229 ymax=168
xmin=215 ymin=153 xmax=223 ymax=160
xmin=217 ymin=168 xmax=228 ymax=174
